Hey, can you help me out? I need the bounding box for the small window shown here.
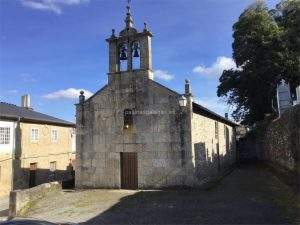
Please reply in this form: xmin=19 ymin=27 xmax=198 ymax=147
xmin=50 ymin=161 xmax=56 ymax=172
xmin=215 ymin=121 xmax=219 ymax=140
xmin=124 ymin=109 xmax=133 ymax=129
xmin=51 ymin=130 xmax=58 ymax=143
xmin=30 ymin=163 xmax=37 ymax=170
xmin=31 ymin=128 xmax=39 ymax=142
xmin=0 ymin=127 xmax=10 ymax=144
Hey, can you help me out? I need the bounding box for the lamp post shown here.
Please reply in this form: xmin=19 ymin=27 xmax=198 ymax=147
xmin=179 ymin=95 xmax=187 ymax=108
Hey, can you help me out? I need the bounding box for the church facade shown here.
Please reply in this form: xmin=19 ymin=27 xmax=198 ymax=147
xmin=75 ymin=6 xmax=237 ymax=189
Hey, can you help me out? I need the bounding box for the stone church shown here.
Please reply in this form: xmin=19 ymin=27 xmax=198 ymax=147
xmin=75 ymin=5 xmax=237 ymax=189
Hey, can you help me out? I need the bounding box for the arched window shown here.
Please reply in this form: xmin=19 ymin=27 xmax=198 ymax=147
xmin=132 ymin=41 xmax=140 ymax=70
xmin=119 ymin=43 xmax=128 ymax=72
xmin=124 ymin=109 xmax=133 ymax=129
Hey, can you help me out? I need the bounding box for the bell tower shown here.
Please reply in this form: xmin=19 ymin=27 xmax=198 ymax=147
xmin=106 ymin=3 xmax=153 ymax=83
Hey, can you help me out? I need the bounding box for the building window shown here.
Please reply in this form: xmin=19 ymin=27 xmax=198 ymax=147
xmin=51 ymin=130 xmax=58 ymax=143
xmin=0 ymin=127 xmax=10 ymax=144
xmin=31 ymin=128 xmax=39 ymax=142
xmin=50 ymin=161 xmax=56 ymax=172
xmin=124 ymin=109 xmax=133 ymax=129
xmin=215 ymin=121 xmax=219 ymax=140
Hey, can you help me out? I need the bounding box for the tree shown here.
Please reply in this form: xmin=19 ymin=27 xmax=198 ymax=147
xmin=274 ymin=0 xmax=300 ymax=91
xmin=217 ymin=0 xmax=300 ymax=125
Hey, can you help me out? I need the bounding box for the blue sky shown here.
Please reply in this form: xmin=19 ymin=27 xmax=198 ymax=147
xmin=0 ymin=0 xmax=278 ymax=122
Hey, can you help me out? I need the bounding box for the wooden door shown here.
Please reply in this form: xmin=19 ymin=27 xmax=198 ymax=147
xmin=29 ymin=163 xmax=37 ymax=188
xmin=120 ymin=152 xmax=138 ymax=189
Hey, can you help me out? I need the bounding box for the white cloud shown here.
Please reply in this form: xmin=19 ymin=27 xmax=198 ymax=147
xmin=20 ymin=73 xmax=36 ymax=83
xmin=153 ymin=70 xmax=175 ymax=81
xmin=21 ymin=0 xmax=89 ymax=14
xmin=193 ymin=56 xmax=237 ymax=77
xmin=43 ymin=88 xmax=93 ymax=100
xmin=8 ymin=90 xmax=19 ymax=94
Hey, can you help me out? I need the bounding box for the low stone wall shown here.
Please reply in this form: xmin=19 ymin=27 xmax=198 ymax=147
xmin=262 ymin=106 xmax=300 ymax=170
xmin=238 ymin=105 xmax=300 ymax=189
xmin=9 ymin=182 xmax=61 ymax=218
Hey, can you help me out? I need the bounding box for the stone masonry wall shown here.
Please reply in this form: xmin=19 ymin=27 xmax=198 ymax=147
xmin=9 ymin=181 xmax=61 ymax=218
xmin=238 ymin=105 xmax=300 ymax=189
xmin=76 ymin=70 xmax=188 ymax=189
xmin=261 ymin=105 xmax=300 ymax=170
xmin=192 ymin=113 xmax=236 ymax=183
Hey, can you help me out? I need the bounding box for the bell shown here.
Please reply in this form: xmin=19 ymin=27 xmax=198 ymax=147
xmin=120 ymin=47 xmax=127 ymax=60
xmin=120 ymin=52 xmax=127 ymax=60
xmin=133 ymin=43 xmax=140 ymax=58
xmin=133 ymin=48 xmax=139 ymax=57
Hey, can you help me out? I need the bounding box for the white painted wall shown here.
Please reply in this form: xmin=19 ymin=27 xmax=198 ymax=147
xmin=0 ymin=120 xmax=16 ymax=155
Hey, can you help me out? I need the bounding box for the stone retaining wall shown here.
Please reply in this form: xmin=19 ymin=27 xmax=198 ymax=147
xmin=262 ymin=105 xmax=300 ymax=170
xmin=9 ymin=181 xmax=61 ymax=218
xmin=238 ymin=105 xmax=300 ymax=189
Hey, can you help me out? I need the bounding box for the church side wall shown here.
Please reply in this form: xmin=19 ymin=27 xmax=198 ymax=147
xmin=191 ymin=113 xmax=236 ymax=184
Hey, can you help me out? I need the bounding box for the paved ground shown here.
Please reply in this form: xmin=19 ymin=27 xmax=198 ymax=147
xmin=0 ymin=195 xmax=9 ymax=222
xmin=22 ymin=164 xmax=299 ymax=225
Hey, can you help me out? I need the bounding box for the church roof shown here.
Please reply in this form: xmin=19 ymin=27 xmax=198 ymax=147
xmin=0 ymin=102 xmax=75 ymax=127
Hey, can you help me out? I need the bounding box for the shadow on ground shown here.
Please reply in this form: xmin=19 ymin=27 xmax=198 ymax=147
xmin=82 ymin=164 xmax=300 ymax=225
xmin=0 ymin=209 xmax=8 ymax=217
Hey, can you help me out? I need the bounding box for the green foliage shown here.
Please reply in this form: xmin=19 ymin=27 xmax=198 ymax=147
xmin=217 ymin=0 xmax=300 ymax=125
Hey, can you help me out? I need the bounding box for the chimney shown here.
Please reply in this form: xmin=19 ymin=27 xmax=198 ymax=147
xmin=21 ymin=94 xmax=33 ymax=110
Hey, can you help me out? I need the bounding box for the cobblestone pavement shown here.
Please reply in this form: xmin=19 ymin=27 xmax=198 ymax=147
xmin=23 ymin=164 xmax=299 ymax=225
xmin=0 ymin=195 xmax=9 ymax=222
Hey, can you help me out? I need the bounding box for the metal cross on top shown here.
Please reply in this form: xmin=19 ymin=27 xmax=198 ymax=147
xmin=127 ymin=0 xmax=131 ymax=6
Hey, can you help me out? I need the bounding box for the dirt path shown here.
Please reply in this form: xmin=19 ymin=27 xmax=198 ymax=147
xmin=24 ymin=164 xmax=300 ymax=224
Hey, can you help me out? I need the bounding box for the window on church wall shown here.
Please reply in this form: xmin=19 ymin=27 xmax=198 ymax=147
xmin=124 ymin=109 xmax=133 ymax=129
xmin=119 ymin=43 xmax=128 ymax=72
xmin=132 ymin=41 xmax=140 ymax=70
